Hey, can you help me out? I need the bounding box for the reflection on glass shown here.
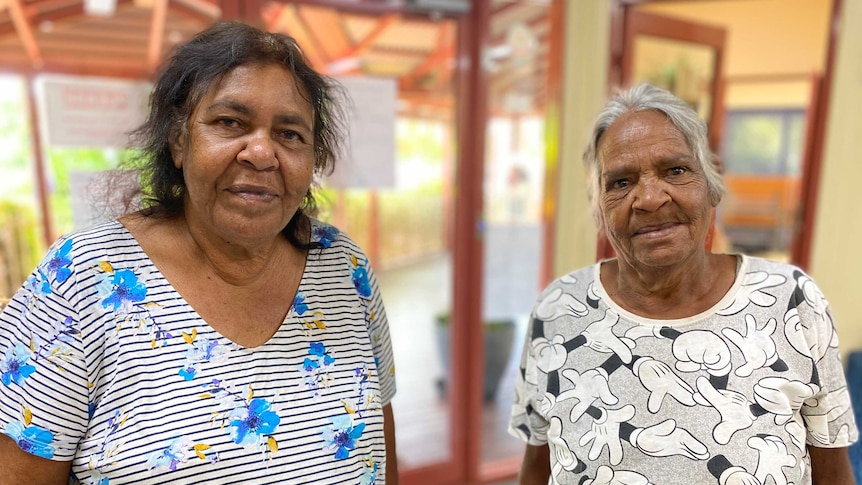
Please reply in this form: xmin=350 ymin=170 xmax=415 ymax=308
xmin=633 ymin=35 xmax=716 ymax=121
xmin=481 ymin=1 xmax=553 ymax=468
xmin=320 ymin=117 xmax=455 ymax=470
xmin=481 ymin=116 xmax=544 ymax=465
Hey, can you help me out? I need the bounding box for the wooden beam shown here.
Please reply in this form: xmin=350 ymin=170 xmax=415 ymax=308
xmin=296 ymin=5 xmax=350 ymax=62
xmin=337 ymin=13 xmax=397 ymax=59
xmin=260 ymin=0 xmax=279 ymax=27
xmin=35 ymin=37 xmax=148 ymax=55
xmin=24 ymin=76 xmax=54 ymax=246
xmin=172 ymin=0 xmax=220 ymax=20
xmin=5 ymin=0 xmax=43 ymax=69
xmin=399 ymin=21 xmax=454 ymax=90
xmin=146 ymin=0 xmax=167 ymax=74
xmin=265 ymin=3 xmax=327 ymax=70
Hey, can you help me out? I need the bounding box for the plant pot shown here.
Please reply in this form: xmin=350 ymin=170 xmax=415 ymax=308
xmin=434 ymin=314 xmax=516 ymax=402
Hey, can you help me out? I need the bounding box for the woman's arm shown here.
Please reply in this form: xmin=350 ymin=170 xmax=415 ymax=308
xmin=519 ymin=443 xmax=551 ymax=485
xmin=383 ymin=403 xmax=399 ymax=485
xmin=0 ymin=434 xmax=71 ymax=485
xmin=809 ymin=446 xmax=856 ymax=485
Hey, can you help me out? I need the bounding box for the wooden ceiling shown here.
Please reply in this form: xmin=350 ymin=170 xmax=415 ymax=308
xmin=0 ymin=0 xmax=552 ymax=116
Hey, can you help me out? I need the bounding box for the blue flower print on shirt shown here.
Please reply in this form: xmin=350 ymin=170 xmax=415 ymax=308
xmin=44 ymin=238 xmax=74 ymax=284
xmin=300 ymin=343 xmax=336 ymax=397
xmin=301 ymin=358 xmax=320 ymax=372
xmin=179 ymin=333 xmax=229 ymax=381
xmin=22 ymin=269 xmax=53 ymax=311
xmin=4 ymin=420 xmax=55 ymax=458
xmin=229 ymin=398 xmax=281 ymax=447
xmin=1 ymin=343 xmax=36 ymax=386
xmin=352 ymin=266 xmax=372 ymax=299
xmin=321 ymin=414 xmax=366 ymax=460
xmin=310 ymin=342 xmax=336 ymax=365
xmin=51 ymin=316 xmax=79 ymax=345
xmin=312 ymin=224 xmax=339 ymax=248
xmin=146 ymin=437 xmax=194 ymax=472
xmin=293 ymin=292 xmax=309 ymax=316
xmin=348 ymin=253 xmax=373 ymax=299
xmin=360 ymin=456 xmax=379 ymax=485
xmin=348 ymin=364 xmax=379 ymax=417
xmin=83 ymin=469 xmax=109 ymax=485
xmin=28 ymin=316 xmax=79 ymax=374
xmin=98 ymin=268 xmax=147 ymax=313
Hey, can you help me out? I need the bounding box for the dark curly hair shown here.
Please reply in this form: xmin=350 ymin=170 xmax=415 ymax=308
xmin=126 ymin=21 xmax=346 ymax=249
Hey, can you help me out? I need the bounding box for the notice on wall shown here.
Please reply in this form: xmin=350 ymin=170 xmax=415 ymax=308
xmin=325 ymin=76 xmax=397 ymax=189
xmin=35 ymin=74 xmax=151 ymax=148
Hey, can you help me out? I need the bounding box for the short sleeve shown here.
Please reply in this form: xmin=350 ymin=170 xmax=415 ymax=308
xmin=364 ymin=261 xmax=397 ymax=405
xmin=508 ymin=312 xmax=550 ymax=446
xmin=0 ymin=237 xmax=90 ymax=461
xmin=791 ymin=272 xmax=859 ymax=448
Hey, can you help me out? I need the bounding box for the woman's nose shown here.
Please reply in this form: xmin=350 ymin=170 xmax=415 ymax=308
xmin=238 ymin=130 xmax=278 ymax=170
xmin=632 ymin=177 xmax=670 ymax=211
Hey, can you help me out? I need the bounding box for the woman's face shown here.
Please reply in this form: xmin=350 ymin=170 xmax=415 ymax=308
xmin=597 ymin=109 xmax=713 ymax=270
xmin=171 ymin=63 xmax=315 ymax=246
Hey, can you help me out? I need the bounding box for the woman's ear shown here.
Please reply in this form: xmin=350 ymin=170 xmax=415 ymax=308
xmin=169 ymin=125 xmax=185 ymax=169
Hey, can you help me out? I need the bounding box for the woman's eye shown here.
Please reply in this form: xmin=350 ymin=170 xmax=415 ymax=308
xmin=280 ymin=130 xmax=302 ymax=142
xmin=609 ymin=179 xmax=629 ymax=190
xmin=669 ymin=167 xmax=686 ymax=176
xmin=218 ymin=118 xmax=240 ymax=128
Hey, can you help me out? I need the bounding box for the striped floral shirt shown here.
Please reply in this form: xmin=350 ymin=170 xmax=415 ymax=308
xmin=0 ymin=219 xmax=396 ymax=484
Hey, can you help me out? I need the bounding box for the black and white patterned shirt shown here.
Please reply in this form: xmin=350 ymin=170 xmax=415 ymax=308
xmin=510 ymin=255 xmax=857 ymax=485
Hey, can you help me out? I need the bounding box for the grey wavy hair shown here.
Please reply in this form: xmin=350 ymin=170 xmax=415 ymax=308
xmin=582 ymin=83 xmax=725 ymax=228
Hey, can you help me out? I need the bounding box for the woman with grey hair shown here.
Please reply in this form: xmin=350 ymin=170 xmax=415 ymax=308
xmin=509 ymin=83 xmax=857 ymax=484
xmin=0 ymin=21 xmax=398 ymax=484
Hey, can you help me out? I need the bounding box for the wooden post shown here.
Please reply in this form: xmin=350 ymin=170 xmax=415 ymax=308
xmin=24 ymin=76 xmax=54 ymax=247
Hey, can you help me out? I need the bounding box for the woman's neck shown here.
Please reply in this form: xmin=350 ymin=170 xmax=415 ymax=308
xmin=601 ymin=252 xmax=736 ymax=319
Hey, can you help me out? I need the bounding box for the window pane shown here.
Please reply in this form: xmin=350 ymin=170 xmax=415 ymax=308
xmin=724 ymin=114 xmax=784 ymax=175
xmin=719 ymin=109 xmax=805 ymax=260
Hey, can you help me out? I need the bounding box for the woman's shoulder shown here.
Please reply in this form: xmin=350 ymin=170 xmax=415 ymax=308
xmin=740 ymin=253 xmax=808 ymax=280
xmin=308 ymin=218 xmax=366 ymax=255
xmin=538 ymin=262 xmax=599 ymax=297
xmin=308 ymin=218 xmax=343 ymax=247
xmin=51 ymin=220 xmax=133 ymax=254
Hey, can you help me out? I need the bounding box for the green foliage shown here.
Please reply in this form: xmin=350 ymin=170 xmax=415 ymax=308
xmin=0 ymin=201 xmax=42 ymax=296
xmin=0 ymin=78 xmax=34 ymax=203
xmin=396 ymin=119 xmax=446 ymax=161
xmin=47 ymin=147 xmax=134 ymax=234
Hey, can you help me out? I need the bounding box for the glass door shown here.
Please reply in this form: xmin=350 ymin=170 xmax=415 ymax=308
xmin=478 ymin=0 xmax=563 ymax=481
xmin=262 ymin=3 xmax=466 ymax=483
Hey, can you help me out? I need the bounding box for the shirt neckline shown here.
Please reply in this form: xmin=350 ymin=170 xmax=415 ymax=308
xmin=591 ymin=254 xmax=748 ymax=327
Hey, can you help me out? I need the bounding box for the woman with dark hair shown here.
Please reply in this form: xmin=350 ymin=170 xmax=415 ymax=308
xmin=0 ymin=21 xmax=398 ymax=484
xmin=509 ymin=83 xmax=856 ymax=485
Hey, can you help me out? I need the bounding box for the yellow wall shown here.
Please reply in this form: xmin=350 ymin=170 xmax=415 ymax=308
xmin=639 ymin=0 xmax=830 ymax=77
xmin=725 ymin=80 xmax=811 ymax=108
xmin=810 ymin=0 xmax=862 ymax=357
xmin=640 ymin=0 xmax=831 ymax=110
xmin=550 ymin=0 xmax=607 ymax=277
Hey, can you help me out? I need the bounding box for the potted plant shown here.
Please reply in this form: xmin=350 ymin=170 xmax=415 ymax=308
xmin=434 ymin=312 xmax=516 ymax=402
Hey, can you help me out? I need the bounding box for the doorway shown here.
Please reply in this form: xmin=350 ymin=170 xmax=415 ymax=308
xmin=609 ymin=0 xmax=837 ymax=267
